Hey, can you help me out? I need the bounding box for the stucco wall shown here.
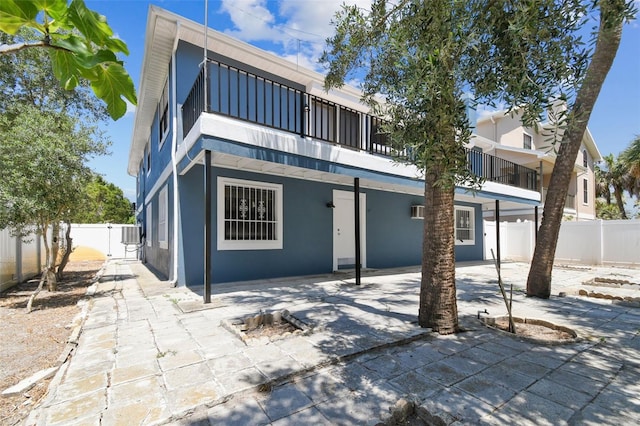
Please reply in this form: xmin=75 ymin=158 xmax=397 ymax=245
xmin=172 ymin=165 xmax=484 ymax=286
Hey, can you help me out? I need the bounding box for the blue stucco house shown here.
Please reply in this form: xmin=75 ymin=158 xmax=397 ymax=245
xmin=128 ymin=6 xmax=540 ymax=288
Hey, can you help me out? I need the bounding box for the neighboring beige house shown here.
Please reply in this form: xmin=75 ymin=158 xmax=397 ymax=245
xmin=473 ymin=105 xmax=601 ymax=222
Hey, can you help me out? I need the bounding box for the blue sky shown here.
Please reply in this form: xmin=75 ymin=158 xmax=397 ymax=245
xmin=85 ymin=0 xmax=640 ymax=201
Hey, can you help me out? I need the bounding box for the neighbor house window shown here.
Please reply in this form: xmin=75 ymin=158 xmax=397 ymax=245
xmin=146 ymin=203 xmax=152 ymax=247
xmin=159 ymin=77 xmax=169 ymax=146
xmin=583 ymin=178 xmax=588 ymax=204
xmin=454 ymin=206 xmax=475 ymax=245
xmin=217 ymin=177 xmax=283 ymax=250
xmin=158 ymin=186 xmax=168 ymax=249
xmin=582 ymin=149 xmax=588 ymax=168
xmin=523 ymin=133 xmax=532 ymax=150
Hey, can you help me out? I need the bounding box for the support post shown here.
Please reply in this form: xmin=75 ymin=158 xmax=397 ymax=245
xmin=204 ymin=150 xmax=212 ymax=304
xmin=354 ymin=177 xmax=361 ymax=286
xmin=495 ymin=200 xmax=500 ymax=271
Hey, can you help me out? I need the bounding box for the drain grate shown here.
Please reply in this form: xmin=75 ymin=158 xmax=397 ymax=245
xmin=222 ymin=309 xmax=311 ymax=344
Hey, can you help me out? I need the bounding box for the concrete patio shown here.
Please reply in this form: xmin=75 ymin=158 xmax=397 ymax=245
xmin=27 ymin=259 xmax=640 ymax=425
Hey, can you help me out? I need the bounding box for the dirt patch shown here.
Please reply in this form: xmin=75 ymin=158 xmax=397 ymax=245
xmin=0 ymin=260 xmax=103 ymax=426
xmin=492 ymin=318 xmax=574 ymax=342
xmin=243 ymin=321 xmax=299 ymax=339
xmin=222 ymin=309 xmax=311 ymax=345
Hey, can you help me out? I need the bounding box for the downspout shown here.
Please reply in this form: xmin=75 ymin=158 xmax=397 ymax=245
xmin=169 ymin=22 xmax=181 ymax=287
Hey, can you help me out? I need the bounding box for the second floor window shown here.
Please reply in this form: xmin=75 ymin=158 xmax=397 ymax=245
xmin=145 ymin=140 xmax=151 ymax=175
xmin=583 ymin=178 xmax=588 ymax=204
xmin=523 ymin=133 xmax=532 ymax=150
xmin=159 ymin=77 xmax=169 ymax=144
xmin=582 ymin=149 xmax=588 ymax=168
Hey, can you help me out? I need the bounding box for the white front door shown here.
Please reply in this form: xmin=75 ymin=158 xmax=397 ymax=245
xmin=332 ymin=189 xmax=366 ymax=271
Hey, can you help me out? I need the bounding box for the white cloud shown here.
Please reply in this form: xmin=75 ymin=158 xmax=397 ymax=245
xmin=125 ymin=99 xmax=136 ymax=116
xmin=218 ymin=0 xmax=372 ymax=73
xmin=219 ymin=0 xmax=285 ymax=43
xmin=279 ymin=51 xmax=323 ymax=72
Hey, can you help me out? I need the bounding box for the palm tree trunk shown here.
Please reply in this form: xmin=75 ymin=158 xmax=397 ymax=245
xmin=613 ymin=184 xmax=628 ymax=219
xmin=419 ymin=166 xmax=458 ymax=334
xmin=527 ymin=1 xmax=625 ymax=297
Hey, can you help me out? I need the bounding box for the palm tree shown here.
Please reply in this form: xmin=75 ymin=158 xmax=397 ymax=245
xmin=595 ymin=163 xmax=612 ymax=205
xmin=620 ymin=135 xmax=640 ymax=199
xmin=596 ymin=154 xmax=628 ymax=219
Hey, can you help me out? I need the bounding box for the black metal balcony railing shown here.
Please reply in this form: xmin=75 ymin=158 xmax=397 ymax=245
xmin=467 ymin=149 xmax=538 ymax=191
xmin=182 ymin=61 xmax=537 ymax=192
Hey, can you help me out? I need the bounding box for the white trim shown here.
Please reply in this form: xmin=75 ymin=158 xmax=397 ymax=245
xmin=217 ymin=177 xmax=283 ymax=250
xmin=146 ymin=203 xmax=153 ymax=247
xmin=145 ymin=164 xmax=173 ymax=205
xmin=169 ymin=36 xmax=181 ymax=284
xmin=158 ymin=186 xmax=168 ymax=249
xmin=136 ymin=174 xmax=140 ymax=199
xmin=194 ymin=113 xmax=415 ymax=178
xmin=455 ymin=206 xmax=475 ymax=246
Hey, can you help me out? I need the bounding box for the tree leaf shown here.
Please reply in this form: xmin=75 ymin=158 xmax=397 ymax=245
xmin=67 ymin=0 xmax=128 ymax=54
xmin=32 ymin=0 xmax=68 ymax=21
xmin=91 ymin=62 xmax=137 ymax=120
xmin=49 ymin=48 xmax=81 ymax=90
xmin=0 ymin=0 xmax=39 ymax=34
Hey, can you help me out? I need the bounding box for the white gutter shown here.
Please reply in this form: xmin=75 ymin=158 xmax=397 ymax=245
xmin=169 ymin=22 xmax=180 ymax=287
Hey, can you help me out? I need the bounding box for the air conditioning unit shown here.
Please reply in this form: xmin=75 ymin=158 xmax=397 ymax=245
xmin=411 ymin=205 xmax=425 ymax=219
xmin=121 ymin=226 xmax=141 ymax=244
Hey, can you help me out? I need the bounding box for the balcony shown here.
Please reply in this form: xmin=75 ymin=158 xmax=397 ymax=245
xmin=182 ymin=60 xmax=537 ymax=192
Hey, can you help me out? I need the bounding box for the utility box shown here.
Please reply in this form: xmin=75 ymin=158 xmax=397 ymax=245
xmin=121 ymin=226 xmax=141 ymax=244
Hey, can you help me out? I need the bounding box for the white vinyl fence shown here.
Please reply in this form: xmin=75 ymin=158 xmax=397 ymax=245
xmin=484 ymin=219 xmax=640 ymax=266
xmin=63 ymin=223 xmax=141 ymax=260
xmin=0 ymin=228 xmax=43 ymax=292
xmin=1 ymin=223 xmax=140 ymax=291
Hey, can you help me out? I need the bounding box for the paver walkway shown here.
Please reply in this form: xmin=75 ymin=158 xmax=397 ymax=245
xmin=27 ymin=260 xmax=640 ymax=425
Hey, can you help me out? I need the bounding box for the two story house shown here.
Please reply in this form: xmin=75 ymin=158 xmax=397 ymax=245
xmin=475 ymin=106 xmax=601 ymax=222
xmin=128 ymin=6 xmax=540 ymax=286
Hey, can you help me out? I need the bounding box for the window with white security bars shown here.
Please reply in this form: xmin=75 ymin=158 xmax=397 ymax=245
xmin=217 ymin=177 xmax=283 ymax=250
xmin=455 ymin=206 xmax=475 ymax=245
